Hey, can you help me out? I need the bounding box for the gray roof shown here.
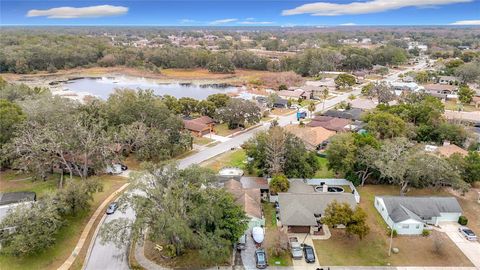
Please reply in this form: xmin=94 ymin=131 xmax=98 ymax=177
xmin=379 ymin=196 xmax=462 ymax=223
xmin=278 ymin=192 xmax=356 ymax=226
xmin=0 ymin=192 xmax=36 ymax=206
xmin=322 ymin=108 xmax=364 ymax=121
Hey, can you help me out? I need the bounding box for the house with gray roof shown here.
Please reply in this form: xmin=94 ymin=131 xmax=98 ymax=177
xmin=278 ymin=180 xmax=357 ymax=234
xmin=375 ymin=196 xmax=462 ymax=235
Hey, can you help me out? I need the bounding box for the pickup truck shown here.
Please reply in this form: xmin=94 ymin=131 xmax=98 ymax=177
xmin=289 ymin=237 xmax=303 ymax=259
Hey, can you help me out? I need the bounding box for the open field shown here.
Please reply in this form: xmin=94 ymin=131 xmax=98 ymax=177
xmin=0 ymin=172 xmax=128 ymax=270
xmin=312 ymin=184 xmax=474 ymax=267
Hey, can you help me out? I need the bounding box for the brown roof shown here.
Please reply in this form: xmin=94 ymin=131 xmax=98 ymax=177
xmin=307 ymin=116 xmax=351 ymax=132
xmin=436 ymin=144 xmax=468 ymax=157
xmin=224 ymin=179 xmax=262 ymax=219
xmin=240 ymin=177 xmax=269 ymax=190
xmin=277 ymin=89 xmax=304 ymax=98
xmin=423 ymin=84 xmax=457 ymax=92
xmin=284 ymin=124 xmax=336 ymax=149
xmin=183 ymin=116 xmax=214 ymax=132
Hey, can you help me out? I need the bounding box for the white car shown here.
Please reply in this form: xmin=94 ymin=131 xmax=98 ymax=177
xmin=459 ymin=226 xmax=477 ymax=241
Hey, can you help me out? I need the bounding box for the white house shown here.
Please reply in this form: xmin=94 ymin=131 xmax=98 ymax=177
xmin=374 ymin=196 xmax=462 ymax=235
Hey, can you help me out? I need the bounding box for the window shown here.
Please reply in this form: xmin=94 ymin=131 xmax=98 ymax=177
xmin=402 ymin=224 xmax=409 ymax=229
xmin=381 ymin=207 xmax=384 ymax=212
xmin=416 ymin=224 xmax=420 ymax=229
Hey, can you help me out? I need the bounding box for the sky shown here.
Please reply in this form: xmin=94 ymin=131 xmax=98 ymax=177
xmin=1 ymin=0 xmax=479 ymax=26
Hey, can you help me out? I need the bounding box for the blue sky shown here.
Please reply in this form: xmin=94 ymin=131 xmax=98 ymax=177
xmin=1 ymin=0 xmax=479 ymax=26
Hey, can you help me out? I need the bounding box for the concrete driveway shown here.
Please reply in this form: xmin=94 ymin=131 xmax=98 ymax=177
xmin=439 ymin=222 xmax=480 ymax=267
xmin=240 ymin=229 xmax=257 ymax=269
xmin=289 ymin=233 xmax=321 ymax=269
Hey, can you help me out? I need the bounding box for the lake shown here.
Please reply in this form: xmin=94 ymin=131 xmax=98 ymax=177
xmin=62 ymin=77 xmax=239 ymax=100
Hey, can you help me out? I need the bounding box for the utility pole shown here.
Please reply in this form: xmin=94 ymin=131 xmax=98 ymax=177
xmin=388 ymin=224 xmax=395 ymax=256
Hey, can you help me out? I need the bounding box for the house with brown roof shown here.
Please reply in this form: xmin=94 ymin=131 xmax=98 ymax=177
xmin=307 ymin=116 xmax=351 ymax=132
xmin=277 ymin=89 xmax=308 ymax=100
xmin=423 ymin=84 xmax=458 ymax=99
xmin=183 ymin=116 xmax=215 ymax=137
xmin=284 ymin=124 xmax=336 ymax=150
xmin=224 ymin=179 xmax=265 ymax=228
xmin=436 ymin=143 xmax=468 ymax=158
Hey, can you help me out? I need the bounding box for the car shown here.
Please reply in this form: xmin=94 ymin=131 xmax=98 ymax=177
xmin=459 ymin=226 xmax=477 ymax=241
xmin=106 ymin=202 xmax=118 ymax=215
xmin=255 ymin=248 xmax=267 ymax=269
xmin=303 ymin=244 xmax=316 ymax=263
xmin=289 ymin=237 xmax=303 ymax=259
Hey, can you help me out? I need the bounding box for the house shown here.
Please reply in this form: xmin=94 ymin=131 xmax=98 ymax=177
xmin=278 ymin=180 xmax=357 ymax=234
xmin=284 ymin=124 xmax=336 ymax=150
xmin=375 ymin=196 xmax=462 ymax=235
xmin=306 ymin=116 xmax=351 ymax=132
xmin=322 ymin=108 xmax=364 ymax=121
xmin=183 ymin=116 xmax=215 ymax=137
xmin=390 ymin=82 xmax=422 ymax=93
xmin=0 ymin=192 xmax=36 ymax=206
xmin=402 ymin=75 xmax=415 ymax=83
xmin=277 ymin=89 xmax=307 ymax=100
xmin=224 ymin=179 xmax=265 ymax=228
xmin=273 ymin=98 xmax=288 ymax=108
xmin=436 ymin=143 xmax=468 ymax=158
xmin=438 ymin=76 xmax=459 ymax=85
xmin=423 ymin=84 xmax=458 ymax=99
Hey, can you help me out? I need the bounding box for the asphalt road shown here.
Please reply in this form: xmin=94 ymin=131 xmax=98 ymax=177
xmin=83 ymin=60 xmax=427 ymax=270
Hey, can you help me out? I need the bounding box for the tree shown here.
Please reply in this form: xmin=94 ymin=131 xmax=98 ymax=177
xmin=269 ymin=174 xmax=290 ymax=194
xmin=320 ymin=87 xmax=329 ymax=111
xmin=308 ymin=101 xmax=316 ymax=118
xmin=457 ymin=84 xmax=475 ymax=104
xmin=100 ymin=165 xmax=248 ymax=262
xmin=0 ymin=99 xmax=26 ymax=147
xmin=216 ymin=98 xmax=261 ymax=129
xmin=455 ymin=61 xmax=480 ymax=83
xmin=364 ymin=111 xmax=407 ymax=139
xmin=207 ymin=93 xmax=230 ymax=108
xmin=462 ymin=151 xmax=480 ymax=183
xmin=0 ymin=197 xmax=63 ymax=256
xmin=265 ymin=127 xmax=286 ymax=175
xmin=265 ymin=228 xmax=289 ymax=257
xmin=56 ymin=179 xmax=103 ymax=216
xmin=207 ymin=54 xmax=235 ymax=74
xmin=178 ymin=97 xmax=199 ymax=116
xmin=334 ymin=74 xmax=356 ymax=89
xmin=362 ymin=82 xmax=395 ymax=104
xmin=325 ymin=133 xmax=357 ymax=174
xmin=321 ymin=201 xmax=370 ymax=240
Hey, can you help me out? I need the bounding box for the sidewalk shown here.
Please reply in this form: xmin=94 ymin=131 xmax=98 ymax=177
xmin=57 ymin=182 xmax=130 ymax=270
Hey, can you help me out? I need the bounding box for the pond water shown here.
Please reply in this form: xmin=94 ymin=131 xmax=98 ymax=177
xmin=62 ymin=77 xmax=239 ymax=100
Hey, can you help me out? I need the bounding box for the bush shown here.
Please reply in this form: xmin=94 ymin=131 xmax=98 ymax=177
xmin=422 ymin=229 xmax=431 ymax=237
xmin=458 ymin=215 xmax=468 ymax=226
xmin=386 ymin=228 xmax=398 ymax=238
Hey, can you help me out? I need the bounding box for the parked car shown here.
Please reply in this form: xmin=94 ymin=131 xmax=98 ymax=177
xmin=303 ymin=244 xmax=316 ymax=263
xmin=289 ymin=237 xmax=303 ymax=259
xmin=106 ymin=202 xmax=118 ymax=215
xmin=459 ymin=226 xmax=477 ymax=241
xmin=236 ymin=234 xmax=247 ymax=250
xmin=255 ymin=248 xmax=267 ymax=269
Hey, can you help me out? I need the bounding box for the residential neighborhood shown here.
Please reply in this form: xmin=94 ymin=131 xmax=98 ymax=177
xmin=1 ymin=2 xmax=480 ymax=270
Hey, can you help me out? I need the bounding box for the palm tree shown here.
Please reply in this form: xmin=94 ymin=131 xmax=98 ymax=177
xmin=320 ymin=88 xmax=329 ymax=111
xmin=308 ymin=101 xmax=316 ymax=118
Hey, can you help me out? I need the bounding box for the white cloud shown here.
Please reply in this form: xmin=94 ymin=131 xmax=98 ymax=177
xmin=27 ymin=5 xmax=128 ymax=19
xmin=239 ymin=21 xmax=274 ymax=25
xmin=340 ymin=23 xmax=357 ymax=26
xmin=210 ymin=18 xmax=238 ymax=25
xmin=450 ymin=19 xmax=480 ymax=25
xmin=282 ymin=0 xmax=471 ymax=16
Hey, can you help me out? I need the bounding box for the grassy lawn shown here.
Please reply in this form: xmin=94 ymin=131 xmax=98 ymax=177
xmin=199 ymin=149 xmax=247 ymax=172
xmin=444 ymin=100 xmax=479 ymax=112
xmin=312 ymin=184 xmax=473 ymax=267
xmin=270 ymin=108 xmax=295 ymax=116
xmin=314 ymin=156 xmax=336 ymax=178
xmin=123 ymin=155 xmax=143 ymax=171
xmin=0 ymin=172 xmax=128 ymax=270
xmin=215 ymin=123 xmax=240 ymax=137
xmin=193 ymin=136 xmax=215 ymax=146
xmin=262 ymin=202 xmax=292 ymax=267
xmin=0 ymin=171 xmax=58 ymax=197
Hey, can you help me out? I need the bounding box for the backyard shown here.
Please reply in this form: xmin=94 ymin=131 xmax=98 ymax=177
xmin=312 ymin=184 xmax=474 ymax=267
xmin=314 ymin=156 xmax=336 ymax=178
xmin=263 ymin=202 xmax=292 ymax=266
xmin=0 ymin=171 xmax=128 ymax=270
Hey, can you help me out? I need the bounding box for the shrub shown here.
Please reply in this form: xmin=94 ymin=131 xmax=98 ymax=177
xmin=386 ymin=228 xmax=398 ymax=238
xmin=458 ymin=215 xmax=468 ymax=226
xmin=422 ymin=229 xmax=431 ymax=237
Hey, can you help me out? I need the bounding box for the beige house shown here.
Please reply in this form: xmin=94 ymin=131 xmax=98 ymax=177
xmin=284 ymin=124 xmax=336 ymax=150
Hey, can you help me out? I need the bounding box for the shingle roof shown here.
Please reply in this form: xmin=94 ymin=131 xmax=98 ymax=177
xmin=0 ymin=192 xmax=36 ymax=206
xmin=307 ymin=116 xmax=351 ymax=132
xmin=224 ymin=179 xmax=262 ymax=219
xmin=436 ymin=144 xmax=468 ymax=158
xmin=322 ymin=108 xmax=364 ymax=121
xmin=284 ymin=124 xmax=336 ymax=149
xmin=183 ymin=116 xmax=214 ymax=132
xmin=278 ymin=192 xmax=357 ymax=226
xmin=378 ymin=196 xmax=462 ymax=223
xmin=278 ymin=90 xmax=304 ymax=98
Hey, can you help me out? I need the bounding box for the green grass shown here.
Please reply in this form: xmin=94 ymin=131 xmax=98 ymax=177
xmin=314 ymin=157 xmax=335 ymax=178
xmin=0 ymin=173 xmax=127 ymax=270
xmin=193 ymin=136 xmax=215 ymax=145
xmin=444 ymin=100 xmax=479 ymax=112
xmin=200 ymin=149 xmax=247 ymax=172
xmin=1 ymin=171 xmax=61 ymax=197
xmin=215 ymin=123 xmax=238 ymax=137
xmin=262 ymin=202 xmax=292 ymax=267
